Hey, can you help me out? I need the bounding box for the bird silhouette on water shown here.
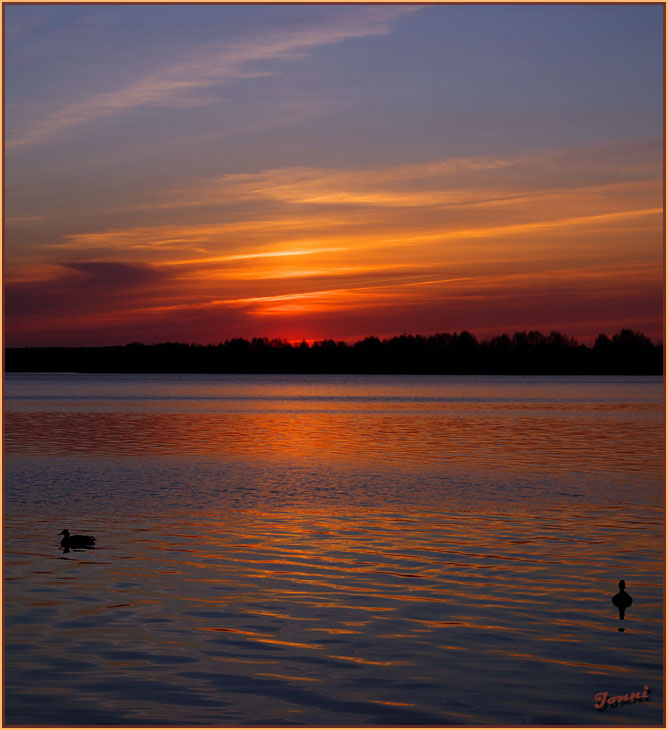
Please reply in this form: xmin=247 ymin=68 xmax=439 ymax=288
xmin=612 ymin=579 xmax=633 ymax=620
xmin=59 ymin=529 xmax=96 ymax=551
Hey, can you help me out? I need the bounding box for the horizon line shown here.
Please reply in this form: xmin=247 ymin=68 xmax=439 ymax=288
xmin=7 ymin=327 xmax=663 ymax=350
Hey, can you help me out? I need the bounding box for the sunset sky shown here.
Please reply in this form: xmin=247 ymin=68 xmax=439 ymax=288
xmin=5 ymin=3 xmax=663 ymax=347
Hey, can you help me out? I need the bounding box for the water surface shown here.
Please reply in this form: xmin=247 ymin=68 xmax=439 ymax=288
xmin=4 ymin=374 xmax=664 ymax=725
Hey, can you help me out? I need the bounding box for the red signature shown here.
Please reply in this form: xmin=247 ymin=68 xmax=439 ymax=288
xmin=594 ymin=686 xmax=651 ymax=711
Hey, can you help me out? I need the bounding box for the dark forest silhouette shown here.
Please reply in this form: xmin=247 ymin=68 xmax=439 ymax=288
xmin=5 ymin=329 xmax=662 ymax=374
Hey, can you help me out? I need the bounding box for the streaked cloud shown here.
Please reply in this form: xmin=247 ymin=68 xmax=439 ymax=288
xmin=53 ymin=216 xmax=357 ymax=251
xmin=139 ymin=140 xmax=661 ymax=211
xmin=4 ymin=5 xmax=662 ymax=345
xmin=12 ymin=137 xmax=655 ymax=346
xmin=41 ymin=142 xmax=660 ymax=274
xmin=7 ymin=5 xmax=419 ymax=149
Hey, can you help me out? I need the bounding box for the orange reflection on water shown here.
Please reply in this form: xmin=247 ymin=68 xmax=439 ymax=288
xmin=371 ymin=700 xmax=416 ymax=707
xmin=6 ymin=394 xmax=662 ymax=485
xmin=489 ymin=649 xmax=631 ymax=674
xmin=4 ymin=376 xmax=664 ymax=725
xmin=4 ymin=492 xmax=665 ymax=725
xmin=328 ymin=655 xmax=414 ymax=666
xmin=248 ymin=637 xmax=323 ymax=649
xmin=212 ymin=656 xmax=281 ymax=665
xmin=257 ymin=673 xmax=322 ymax=682
xmin=245 ymin=610 xmax=317 ymax=622
xmin=305 ymin=628 xmax=361 ymax=634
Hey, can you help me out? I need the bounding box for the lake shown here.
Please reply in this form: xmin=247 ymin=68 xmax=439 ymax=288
xmin=4 ymin=373 xmax=664 ymax=725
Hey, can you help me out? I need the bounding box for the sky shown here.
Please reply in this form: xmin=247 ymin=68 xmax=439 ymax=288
xmin=4 ymin=3 xmax=664 ymax=347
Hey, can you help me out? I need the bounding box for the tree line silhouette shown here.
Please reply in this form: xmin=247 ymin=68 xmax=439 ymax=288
xmin=5 ymin=329 xmax=662 ymax=374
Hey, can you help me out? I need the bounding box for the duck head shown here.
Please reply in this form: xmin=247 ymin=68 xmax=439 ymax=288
xmin=59 ymin=529 xmax=70 ymax=538
xmin=619 ymin=579 xmax=626 ymax=591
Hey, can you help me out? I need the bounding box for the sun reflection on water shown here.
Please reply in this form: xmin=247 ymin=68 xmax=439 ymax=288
xmin=4 ymin=375 xmax=664 ymax=725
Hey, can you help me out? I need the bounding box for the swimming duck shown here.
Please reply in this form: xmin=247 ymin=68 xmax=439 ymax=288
xmin=59 ymin=529 xmax=96 ymax=549
xmin=612 ymin=579 xmax=632 ymax=619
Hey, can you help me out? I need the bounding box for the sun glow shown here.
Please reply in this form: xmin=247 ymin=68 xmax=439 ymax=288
xmin=6 ymin=141 xmax=662 ymax=344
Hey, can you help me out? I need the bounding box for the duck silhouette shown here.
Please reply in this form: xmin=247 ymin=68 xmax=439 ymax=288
xmin=59 ymin=529 xmax=96 ymax=550
xmin=612 ymin=579 xmax=633 ymax=619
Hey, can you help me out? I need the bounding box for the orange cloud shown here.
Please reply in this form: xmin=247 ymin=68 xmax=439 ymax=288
xmin=6 ymin=140 xmax=662 ymax=345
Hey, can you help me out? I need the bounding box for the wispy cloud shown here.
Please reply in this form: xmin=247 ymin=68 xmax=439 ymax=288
xmin=5 ymin=215 xmax=46 ymax=223
xmin=7 ymin=6 xmax=419 ymax=149
xmin=83 ymin=206 xmax=661 ymax=248
xmin=133 ymin=140 xmax=662 ymax=214
xmin=52 ymin=193 xmax=661 ymax=270
xmin=37 ymin=141 xmax=660 ymax=301
xmin=113 ymin=260 xmax=658 ymax=321
xmin=53 ymin=216 xmax=356 ymax=251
